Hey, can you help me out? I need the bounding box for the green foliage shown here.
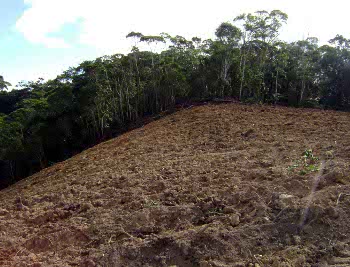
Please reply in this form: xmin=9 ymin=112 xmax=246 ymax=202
xmin=299 ymin=99 xmax=320 ymax=108
xmin=287 ymin=149 xmax=320 ymax=175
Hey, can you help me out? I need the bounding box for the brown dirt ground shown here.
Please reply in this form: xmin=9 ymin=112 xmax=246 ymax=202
xmin=0 ymin=103 xmax=350 ymax=267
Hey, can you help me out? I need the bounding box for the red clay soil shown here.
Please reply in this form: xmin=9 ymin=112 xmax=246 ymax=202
xmin=0 ymin=103 xmax=350 ymax=267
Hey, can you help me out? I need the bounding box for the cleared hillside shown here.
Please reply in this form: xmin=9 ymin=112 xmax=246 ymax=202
xmin=0 ymin=103 xmax=350 ymax=266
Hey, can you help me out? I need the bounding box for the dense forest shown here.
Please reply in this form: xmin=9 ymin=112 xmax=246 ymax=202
xmin=0 ymin=10 xmax=350 ymax=188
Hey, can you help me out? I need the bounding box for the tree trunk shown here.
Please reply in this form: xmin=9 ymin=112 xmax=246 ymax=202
xmin=300 ymin=78 xmax=305 ymax=103
xmin=239 ymin=53 xmax=246 ymax=100
xmin=275 ymin=70 xmax=278 ymax=104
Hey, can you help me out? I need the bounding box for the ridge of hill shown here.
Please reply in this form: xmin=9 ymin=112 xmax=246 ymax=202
xmin=0 ymin=103 xmax=350 ymax=267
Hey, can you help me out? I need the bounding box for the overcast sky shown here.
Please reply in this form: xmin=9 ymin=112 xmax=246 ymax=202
xmin=1 ymin=0 xmax=349 ymax=87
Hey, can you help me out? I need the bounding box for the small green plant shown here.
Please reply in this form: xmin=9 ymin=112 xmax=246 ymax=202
xmin=206 ymin=207 xmax=224 ymax=216
xmin=302 ymin=149 xmax=319 ymax=162
xmin=287 ymin=163 xmax=299 ymax=172
xmin=287 ymin=149 xmax=320 ymax=175
xmin=144 ymin=199 xmax=159 ymax=208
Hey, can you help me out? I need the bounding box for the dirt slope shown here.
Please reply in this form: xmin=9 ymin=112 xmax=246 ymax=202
xmin=0 ymin=103 xmax=350 ymax=267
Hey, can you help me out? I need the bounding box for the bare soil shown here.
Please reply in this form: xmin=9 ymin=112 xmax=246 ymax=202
xmin=0 ymin=103 xmax=350 ymax=267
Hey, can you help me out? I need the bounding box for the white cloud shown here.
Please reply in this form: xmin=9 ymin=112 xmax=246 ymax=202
xmin=16 ymin=0 xmax=350 ymax=51
xmin=16 ymin=0 xmax=81 ymax=48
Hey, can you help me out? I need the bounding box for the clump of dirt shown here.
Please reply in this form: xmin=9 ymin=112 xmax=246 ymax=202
xmin=0 ymin=103 xmax=350 ymax=266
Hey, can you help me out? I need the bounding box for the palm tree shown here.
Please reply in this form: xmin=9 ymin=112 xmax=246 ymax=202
xmin=0 ymin=75 xmax=11 ymax=90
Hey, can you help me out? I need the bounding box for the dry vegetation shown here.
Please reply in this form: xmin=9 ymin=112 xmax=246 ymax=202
xmin=0 ymin=103 xmax=350 ymax=266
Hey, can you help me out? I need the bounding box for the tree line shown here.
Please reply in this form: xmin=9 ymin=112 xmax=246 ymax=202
xmin=1 ymin=10 xmax=349 ymax=188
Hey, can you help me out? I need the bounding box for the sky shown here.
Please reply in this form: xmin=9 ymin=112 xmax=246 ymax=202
xmin=0 ymin=0 xmax=349 ymax=88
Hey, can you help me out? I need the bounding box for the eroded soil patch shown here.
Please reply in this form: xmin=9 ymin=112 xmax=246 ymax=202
xmin=0 ymin=103 xmax=350 ymax=266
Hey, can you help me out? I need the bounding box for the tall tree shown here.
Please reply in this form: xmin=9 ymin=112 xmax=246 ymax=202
xmin=214 ymin=22 xmax=242 ymax=96
xmin=318 ymin=35 xmax=350 ymax=107
xmin=234 ymin=10 xmax=288 ymax=100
